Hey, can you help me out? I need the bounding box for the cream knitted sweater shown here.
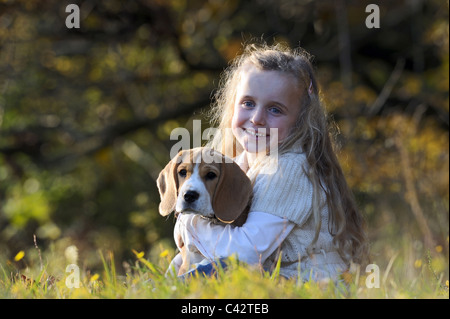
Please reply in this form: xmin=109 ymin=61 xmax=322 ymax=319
xmin=248 ymin=150 xmax=348 ymax=281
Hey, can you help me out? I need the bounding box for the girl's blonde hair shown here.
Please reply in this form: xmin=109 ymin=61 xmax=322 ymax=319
xmin=207 ymin=42 xmax=369 ymax=265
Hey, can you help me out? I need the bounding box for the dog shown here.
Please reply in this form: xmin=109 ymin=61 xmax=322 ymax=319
xmin=156 ymin=147 xmax=252 ymax=275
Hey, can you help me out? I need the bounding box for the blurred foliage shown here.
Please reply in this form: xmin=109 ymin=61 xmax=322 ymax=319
xmin=0 ymin=0 xmax=448 ymax=278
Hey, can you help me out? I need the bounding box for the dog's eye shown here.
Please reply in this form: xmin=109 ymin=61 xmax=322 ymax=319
xmin=178 ymin=169 xmax=187 ymax=177
xmin=205 ymin=172 xmax=217 ymax=180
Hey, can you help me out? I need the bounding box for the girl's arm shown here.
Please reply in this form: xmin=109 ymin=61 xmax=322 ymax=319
xmin=175 ymin=211 xmax=295 ymax=265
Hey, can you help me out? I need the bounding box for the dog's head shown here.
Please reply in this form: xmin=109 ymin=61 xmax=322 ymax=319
xmin=156 ymin=147 xmax=252 ymax=226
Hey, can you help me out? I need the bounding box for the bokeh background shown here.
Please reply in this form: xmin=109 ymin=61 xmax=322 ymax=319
xmin=0 ymin=0 xmax=448 ymax=278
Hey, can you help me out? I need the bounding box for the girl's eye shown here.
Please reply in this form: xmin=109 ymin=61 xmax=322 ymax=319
xmin=179 ymin=169 xmax=187 ymax=177
xmin=269 ymin=106 xmax=282 ymax=115
xmin=205 ymin=172 xmax=217 ymax=180
xmin=242 ymin=101 xmax=255 ymax=108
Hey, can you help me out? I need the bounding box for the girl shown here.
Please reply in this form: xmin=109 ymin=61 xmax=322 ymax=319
xmin=172 ymin=43 xmax=368 ymax=281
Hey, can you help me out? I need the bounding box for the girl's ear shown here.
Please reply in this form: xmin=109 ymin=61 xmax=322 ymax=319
xmin=212 ymin=157 xmax=252 ymax=226
xmin=156 ymin=154 xmax=181 ymax=216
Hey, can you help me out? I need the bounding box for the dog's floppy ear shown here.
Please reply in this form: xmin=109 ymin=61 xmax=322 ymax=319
xmin=156 ymin=153 xmax=181 ymax=216
xmin=212 ymin=155 xmax=252 ymax=226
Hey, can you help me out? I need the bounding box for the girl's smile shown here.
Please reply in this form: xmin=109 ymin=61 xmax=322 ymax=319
xmin=231 ymin=64 xmax=303 ymax=154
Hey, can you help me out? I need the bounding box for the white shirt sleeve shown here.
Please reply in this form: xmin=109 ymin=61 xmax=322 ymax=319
xmin=175 ymin=211 xmax=295 ymax=265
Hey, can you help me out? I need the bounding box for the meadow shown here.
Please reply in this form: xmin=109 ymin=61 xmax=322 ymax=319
xmin=0 ymin=233 xmax=448 ymax=299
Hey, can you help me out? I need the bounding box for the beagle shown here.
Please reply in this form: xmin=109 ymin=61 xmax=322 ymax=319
xmin=156 ymin=147 xmax=252 ymax=275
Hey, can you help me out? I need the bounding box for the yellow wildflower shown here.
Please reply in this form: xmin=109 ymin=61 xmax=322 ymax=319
xmin=132 ymin=249 xmax=144 ymax=259
xmin=14 ymin=251 xmax=25 ymax=262
xmin=90 ymin=273 xmax=100 ymax=282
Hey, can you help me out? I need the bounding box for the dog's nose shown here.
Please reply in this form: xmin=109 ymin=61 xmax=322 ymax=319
xmin=183 ymin=190 xmax=199 ymax=203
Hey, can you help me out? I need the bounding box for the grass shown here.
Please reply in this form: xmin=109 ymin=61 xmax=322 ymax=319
xmin=0 ymin=239 xmax=448 ymax=299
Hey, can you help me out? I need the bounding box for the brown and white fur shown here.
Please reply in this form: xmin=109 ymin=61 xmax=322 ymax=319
xmin=157 ymin=147 xmax=252 ymax=275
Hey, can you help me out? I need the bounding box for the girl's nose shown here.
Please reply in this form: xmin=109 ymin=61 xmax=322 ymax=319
xmin=250 ymin=107 xmax=266 ymax=126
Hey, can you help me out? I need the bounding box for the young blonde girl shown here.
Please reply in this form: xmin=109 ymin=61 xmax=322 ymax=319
xmin=173 ymin=43 xmax=368 ymax=281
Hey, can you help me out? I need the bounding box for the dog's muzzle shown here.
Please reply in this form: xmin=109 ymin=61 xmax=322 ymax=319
xmin=183 ymin=190 xmax=199 ymax=203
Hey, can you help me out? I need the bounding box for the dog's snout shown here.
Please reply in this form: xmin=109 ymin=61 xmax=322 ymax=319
xmin=183 ymin=190 xmax=199 ymax=203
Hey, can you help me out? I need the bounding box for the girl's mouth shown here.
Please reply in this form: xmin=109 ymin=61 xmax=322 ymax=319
xmin=244 ymin=128 xmax=269 ymax=137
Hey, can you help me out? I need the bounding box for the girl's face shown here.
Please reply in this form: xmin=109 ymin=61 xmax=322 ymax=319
xmin=231 ymin=65 xmax=303 ymax=154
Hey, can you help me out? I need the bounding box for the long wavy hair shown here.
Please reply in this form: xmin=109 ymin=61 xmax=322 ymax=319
xmin=206 ymin=42 xmax=369 ymax=265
